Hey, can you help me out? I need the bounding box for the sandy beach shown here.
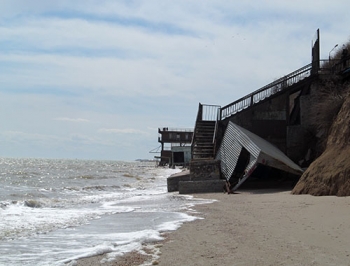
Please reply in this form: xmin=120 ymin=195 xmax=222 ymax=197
xmin=74 ymin=189 xmax=350 ymax=266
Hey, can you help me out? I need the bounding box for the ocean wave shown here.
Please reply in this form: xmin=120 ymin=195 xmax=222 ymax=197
xmin=24 ymin=199 xmax=42 ymax=208
xmin=0 ymin=201 xmax=135 ymax=241
xmin=123 ymin=173 xmax=135 ymax=178
xmin=78 ymin=175 xmax=95 ymax=179
xmin=82 ymin=185 xmax=121 ymax=191
xmin=0 ymin=201 xmax=11 ymax=209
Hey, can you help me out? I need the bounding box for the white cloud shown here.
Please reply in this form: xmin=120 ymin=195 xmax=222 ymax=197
xmin=99 ymin=128 xmax=148 ymax=135
xmin=54 ymin=117 xmax=89 ymax=123
xmin=1 ymin=130 xmax=64 ymax=145
xmin=0 ymin=2 xmax=346 ymax=102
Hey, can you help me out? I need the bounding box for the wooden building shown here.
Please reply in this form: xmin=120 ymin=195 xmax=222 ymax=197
xmin=156 ymin=128 xmax=193 ymax=166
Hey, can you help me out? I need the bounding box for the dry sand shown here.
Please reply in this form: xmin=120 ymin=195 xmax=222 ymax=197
xmin=74 ymin=189 xmax=350 ymax=266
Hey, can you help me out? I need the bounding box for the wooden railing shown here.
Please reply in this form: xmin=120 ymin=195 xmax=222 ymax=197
xmin=220 ymin=63 xmax=313 ymax=120
xmin=198 ymin=104 xmax=222 ymax=121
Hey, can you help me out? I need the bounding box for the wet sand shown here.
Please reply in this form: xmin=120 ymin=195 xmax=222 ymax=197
xmin=73 ymin=189 xmax=350 ymax=266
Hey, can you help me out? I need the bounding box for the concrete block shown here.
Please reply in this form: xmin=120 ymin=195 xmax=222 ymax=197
xmin=190 ymin=160 xmax=221 ymax=181
xmin=179 ymin=180 xmax=226 ymax=194
xmin=167 ymin=171 xmax=190 ymax=192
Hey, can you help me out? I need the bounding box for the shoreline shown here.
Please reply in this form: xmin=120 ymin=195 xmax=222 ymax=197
xmin=73 ymin=189 xmax=350 ymax=266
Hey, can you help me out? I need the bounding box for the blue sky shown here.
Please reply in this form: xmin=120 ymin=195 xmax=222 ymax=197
xmin=1 ymin=0 xmax=349 ymax=161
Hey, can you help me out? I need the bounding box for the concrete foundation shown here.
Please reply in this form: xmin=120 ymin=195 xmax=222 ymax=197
xmin=167 ymin=170 xmax=190 ymax=192
xmin=167 ymin=159 xmax=224 ymax=194
xmin=190 ymin=159 xmax=221 ymax=181
xmin=179 ymin=180 xmax=226 ymax=194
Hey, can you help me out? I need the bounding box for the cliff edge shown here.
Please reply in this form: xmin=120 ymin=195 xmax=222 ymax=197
xmin=292 ymin=87 xmax=350 ymax=196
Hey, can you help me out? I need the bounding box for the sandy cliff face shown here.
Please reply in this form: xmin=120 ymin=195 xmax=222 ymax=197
xmin=292 ymin=89 xmax=350 ymax=196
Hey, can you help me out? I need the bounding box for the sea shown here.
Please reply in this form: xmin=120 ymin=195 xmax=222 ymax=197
xmin=0 ymin=157 xmax=214 ymax=266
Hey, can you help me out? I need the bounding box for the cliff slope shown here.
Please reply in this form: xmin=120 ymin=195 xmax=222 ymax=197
xmin=292 ymin=89 xmax=350 ymax=196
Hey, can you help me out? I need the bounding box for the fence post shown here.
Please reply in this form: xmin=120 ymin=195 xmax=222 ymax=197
xmin=197 ymin=103 xmax=203 ymax=121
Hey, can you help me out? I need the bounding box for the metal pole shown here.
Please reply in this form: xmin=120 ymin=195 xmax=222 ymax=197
xmin=329 ymin=44 xmax=338 ymax=61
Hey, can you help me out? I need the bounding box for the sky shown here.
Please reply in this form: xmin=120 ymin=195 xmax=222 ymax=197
xmin=0 ymin=1 xmax=349 ymax=161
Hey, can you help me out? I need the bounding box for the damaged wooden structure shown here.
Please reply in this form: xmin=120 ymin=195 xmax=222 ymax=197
xmin=166 ymin=29 xmax=350 ymax=193
xmin=217 ymin=122 xmax=303 ymax=191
